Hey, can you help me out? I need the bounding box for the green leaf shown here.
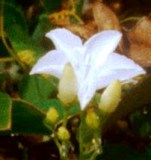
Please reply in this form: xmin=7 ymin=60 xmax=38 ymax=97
xmin=3 ymin=2 xmax=29 ymax=51
xmin=33 ymin=99 xmax=64 ymax=115
xmin=19 ymin=75 xmax=80 ymax=120
xmin=19 ymin=75 xmax=58 ymax=106
xmin=3 ymin=2 xmax=27 ymax=33
xmin=0 ymin=92 xmax=12 ymax=130
xmin=3 ymin=2 xmax=45 ymax=55
xmin=34 ymin=99 xmax=80 ymax=117
xmin=32 ymin=14 xmax=54 ymax=51
xmin=12 ymin=99 xmax=50 ymax=134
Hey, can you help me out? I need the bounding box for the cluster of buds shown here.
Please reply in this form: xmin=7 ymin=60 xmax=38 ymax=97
xmin=17 ymin=50 xmax=35 ymax=66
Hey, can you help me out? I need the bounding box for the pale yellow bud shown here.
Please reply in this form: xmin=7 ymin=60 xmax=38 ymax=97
xmin=57 ymin=126 xmax=70 ymax=141
xmin=99 ymin=80 xmax=121 ymax=113
xmin=86 ymin=109 xmax=100 ymax=129
xmin=58 ymin=63 xmax=78 ymax=104
xmin=45 ymin=107 xmax=59 ymax=124
xmin=17 ymin=50 xmax=35 ymax=66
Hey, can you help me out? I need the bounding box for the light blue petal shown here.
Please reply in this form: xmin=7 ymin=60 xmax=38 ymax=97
xmin=95 ymin=52 xmax=146 ymax=89
xmin=78 ymin=77 xmax=97 ymax=109
xmin=30 ymin=50 xmax=68 ymax=78
xmin=46 ymin=28 xmax=83 ymax=56
xmin=84 ymin=30 xmax=122 ymax=67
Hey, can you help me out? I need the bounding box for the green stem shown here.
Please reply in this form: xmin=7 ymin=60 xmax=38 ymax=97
xmin=54 ymin=136 xmax=68 ymax=160
xmin=53 ymin=134 xmax=61 ymax=150
xmin=61 ymin=106 xmax=70 ymax=160
xmin=63 ymin=109 xmax=68 ymax=127
xmin=89 ymin=151 xmax=99 ymax=160
xmin=79 ymin=111 xmax=85 ymax=160
xmin=89 ymin=134 xmax=102 ymax=160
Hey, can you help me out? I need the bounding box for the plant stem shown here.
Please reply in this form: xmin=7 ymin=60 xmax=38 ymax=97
xmin=79 ymin=111 xmax=85 ymax=160
xmin=89 ymin=136 xmax=102 ymax=160
xmin=89 ymin=151 xmax=99 ymax=160
xmin=54 ymin=136 xmax=68 ymax=160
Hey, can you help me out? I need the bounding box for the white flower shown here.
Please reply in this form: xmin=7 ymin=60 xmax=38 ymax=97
xmin=30 ymin=28 xmax=145 ymax=109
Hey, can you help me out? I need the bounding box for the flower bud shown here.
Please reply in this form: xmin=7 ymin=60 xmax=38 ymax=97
xmin=58 ymin=63 xmax=78 ymax=104
xmin=45 ymin=107 xmax=59 ymax=124
xmin=17 ymin=50 xmax=35 ymax=66
xmin=99 ymin=80 xmax=121 ymax=113
xmin=57 ymin=126 xmax=70 ymax=141
xmin=86 ymin=109 xmax=100 ymax=129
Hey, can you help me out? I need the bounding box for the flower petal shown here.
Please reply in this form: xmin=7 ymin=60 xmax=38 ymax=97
xmin=95 ymin=53 xmax=146 ymax=89
xmin=77 ymin=68 xmax=98 ymax=109
xmin=78 ymin=78 xmax=97 ymax=109
xmin=30 ymin=50 xmax=68 ymax=78
xmin=95 ymin=70 xmax=138 ymax=89
xmin=100 ymin=52 xmax=145 ymax=78
xmin=84 ymin=30 xmax=122 ymax=66
xmin=46 ymin=28 xmax=83 ymax=54
xmin=105 ymin=52 xmax=146 ymax=71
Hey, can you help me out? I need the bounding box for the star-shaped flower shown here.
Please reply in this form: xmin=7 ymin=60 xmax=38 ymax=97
xmin=30 ymin=28 xmax=145 ymax=109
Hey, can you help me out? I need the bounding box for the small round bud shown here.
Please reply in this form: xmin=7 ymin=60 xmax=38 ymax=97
xmin=45 ymin=107 xmax=59 ymax=124
xmin=58 ymin=63 xmax=78 ymax=104
xmin=57 ymin=126 xmax=70 ymax=141
xmin=17 ymin=50 xmax=35 ymax=66
xmin=86 ymin=109 xmax=100 ymax=129
xmin=99 ymin=80 xmax=121 ymax=113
